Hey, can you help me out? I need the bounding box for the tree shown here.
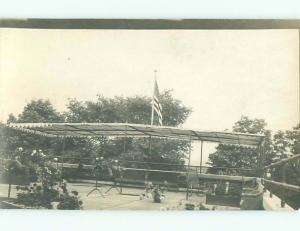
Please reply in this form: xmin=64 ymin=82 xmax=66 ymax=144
xmin=7 ymin=114 xmax=17 ymax=123
xmin=270 ymin=124 xmax=300 ymax=185
xmin=285 ymin=124 xmax=300 ymax=155
xmin=65 ymin=90 xmax=190 ymax=126
xmin=63 ymin=90 xmax=192 ymax=169
xmin=207 ymin=116 xmax=274 ymax=176
xmin=273 ymin=130 xmax=289 ymax=161
xmin=2 ymin=92 xmax=192 ymax=174
xmin=17 ymin=99 xmax=64 ymax=123
xmin=2 ymin=99 xmax=65 ymax=155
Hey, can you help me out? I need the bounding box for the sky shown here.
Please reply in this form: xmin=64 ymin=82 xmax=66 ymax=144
xmin=0 ymin=28 xmax=299 ymax=165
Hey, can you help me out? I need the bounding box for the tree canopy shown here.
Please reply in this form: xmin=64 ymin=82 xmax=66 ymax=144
xmin=208 ymin=116 xmax=299 ymax=177
xmin=2 ymin=91 xmax=192 ymax=170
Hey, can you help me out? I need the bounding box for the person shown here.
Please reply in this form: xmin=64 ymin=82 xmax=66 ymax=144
xmin=140 ymin=181 xmax=153 ymax=200
xmin=61 ymin=179 xmax=68 ymax=194
xmin=94 ymin=157 xmax=104 ymax=178
xmin=153 ymin=185 xmax=166 ymax=203
xmin=266 ymin=169 xmax=272 ymax=179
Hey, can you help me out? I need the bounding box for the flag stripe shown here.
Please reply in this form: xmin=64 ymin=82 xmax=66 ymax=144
xmin=154 ymin=108 xmax=162 ymax=119
xmin=152 ymin=79 xmax=163 ymax=126
xmin=153 ymin=101 xmax=162 ymax=113
xmin=153 ymin=97 xmax=162 ymax=111
xmin=154 ymin=106 xmax=162 ymax=117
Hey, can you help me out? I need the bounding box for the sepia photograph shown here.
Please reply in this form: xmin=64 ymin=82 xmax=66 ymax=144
xmin=0 ymin=19 xmax=299 ymax=211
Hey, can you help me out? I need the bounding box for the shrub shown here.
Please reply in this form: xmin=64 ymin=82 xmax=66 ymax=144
xmin=57 ymin=191 xmax=83 ymax=210
xmin=2 ymin=159 xmax=30 ymax=185
xmin=16 ymin=184 xmax=59 ymax=209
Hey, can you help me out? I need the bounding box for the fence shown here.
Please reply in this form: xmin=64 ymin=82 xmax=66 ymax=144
xmin=262 ymin=154 xmax=300 ymax=210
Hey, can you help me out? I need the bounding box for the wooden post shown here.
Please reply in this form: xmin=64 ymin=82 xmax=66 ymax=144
xmin=123 ymin=137 xmax=126 ymax=153
xmin=257 ymin=141 xmax=265 ymax=178
xmin=200 ymin=140 xmax=203 ymax=174
xmin=8 ymin=183 xmax=11 ymax=198
xmin=123 ymin=124 xmax=127 ymax=153
xmin=61 ymin=138 xmax=65 ymax=182
xmin=149 ymin=136 xmax=152 ymax=155
xmin=120 ymin=169 xmax=123 ymax=193
xmin=281 ymin=163 xmax=288 ymax=207
xmin=186 ymin=137 xmax=192 ymax=200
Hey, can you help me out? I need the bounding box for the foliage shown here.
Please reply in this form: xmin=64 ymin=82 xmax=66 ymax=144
xmin=3 ymin=92 xmax=191 ymax=174
xmin=2 ymin=99 xmax=64 ymax=157
xmin=65 ymin=90 xmax=190 ymax=126
xmin=268 ymin=124 xmax=300 ymax=185
xmin=57 ymin=191 xmax=83 ymax=210
xmin=1 ymin=147 xmax=32 ymax=184
xmin=271 ymin=124 xmax=299 ymax=161
xmin=16 ymin=183 xmax=83 ymax=209
xmin=273 ymin=130 xmax=289 ymax=161
xmin=11 ymin=147 xmax=82 ymax=209
xmin=16 ymin=99 xmax=64 ymax=123
xmin=2 ymin=159 xmax=30 ymax=184
xmin=208 ymin=116 xmax=272 ymax=176
xmin=208 ymin=116 xmax=299 ymax=183
xmin=13 ymin=148 xmax=61 ymax=208
xmin=208 ymin=144 xmax=258 ymax=175
xmin=285 ymin=124 xmax=300 ymax=155
xmin=16 ymin=184 xmax=59 ymax=209
xmin=232 ymin=117 xmax=275 ymax=166
xmin=62 ymin=91 xmax=191 ymax=169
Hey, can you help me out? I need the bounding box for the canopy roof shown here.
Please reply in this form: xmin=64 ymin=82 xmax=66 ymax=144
xmin=7 ymin=123 xmax=264 ymax=147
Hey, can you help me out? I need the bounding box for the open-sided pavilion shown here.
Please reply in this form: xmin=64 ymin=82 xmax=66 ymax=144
xmin=7 ymin=122 xmax=265 ymax=169
xmin=7 ymin=122 xmax=265 ymax=182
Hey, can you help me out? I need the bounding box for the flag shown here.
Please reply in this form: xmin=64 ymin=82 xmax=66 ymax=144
xmin=151 ymin=79 xmax=163 ymax=126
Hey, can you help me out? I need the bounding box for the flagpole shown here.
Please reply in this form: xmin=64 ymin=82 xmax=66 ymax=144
xmin=150 ymin=70 xmax=157 ymax=126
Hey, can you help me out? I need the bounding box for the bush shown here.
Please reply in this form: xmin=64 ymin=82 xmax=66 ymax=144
xmin=2 ymin=160 xmax=31 ymax=185
xmin=16 ymin=184 xmax=59 ymax=209
xmin=57 ymin=191 xmax=82 ymax=210
xmin=16 ymin=184 xmax=83 ymax=209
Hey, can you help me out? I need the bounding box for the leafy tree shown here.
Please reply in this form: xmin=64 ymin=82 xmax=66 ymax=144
xmin=273 ymin=130 xmax=289 ymax=161
xmin=269 ymin=124 xmax=300 ymax=185
xmin=2 ymin=100 xmax=64 ymax=156
xmin=271 ymin=124 xmax=299 ymax=161
xmin=207 ymin=116 xmax=274 ymax=176
xmin=7 ymin=114 xmax=17 ymax=123
xmin=285 ymin=124 xmax=300 ymax=155
xmin=208 ymin=116 xmax=299 ymax=179
xmin=13 ymin=150 xmax=82 ymax=209
xmin=17 ymin=99 xmax=64 ymax=123
xmin=63 ymin=90 xmax=192 ymax=170
xmin=2 ymin=92 xmax=192 ymax=176
xmin=65 ymin=90 xmax=190 ymax=126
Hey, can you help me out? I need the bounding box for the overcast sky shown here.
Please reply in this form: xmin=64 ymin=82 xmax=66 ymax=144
xmin=0 ymin=28 xmax=299 ymax=165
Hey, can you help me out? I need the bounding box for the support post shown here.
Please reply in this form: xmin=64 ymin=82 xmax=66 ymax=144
xmin=55 ymin=135 xmax=59 ymax=178
xmin=257 ymin=141 xmax=265 ymax=178
xmin=123 ymin=137 xmax=126 ymax=153
xmin=260 ymin=140 xmax=265 ymax=178
xmin=281 ymin=163 xmax=288 ymax=207
xmin=186 ymin=137 xmax=192 ymax=200
xmin=123 ymin=124 xmax=127 ymax=153
xmin=7 ymin=182 xmax=11 ymax=198
xmin=149 ymin=136 xmax=152 ymax=155
xmin=61 ymin=138 xmax=65 ymax=183
xmin=200 ymin=140 xmax=203 ymax=174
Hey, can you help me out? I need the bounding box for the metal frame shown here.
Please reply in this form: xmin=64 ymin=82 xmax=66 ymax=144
xmin=5 ymin=122 xmax=266 ymax=202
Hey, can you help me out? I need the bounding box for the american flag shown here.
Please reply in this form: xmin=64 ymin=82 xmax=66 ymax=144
xmin=151 ymin=79 xmax=163 ymax=126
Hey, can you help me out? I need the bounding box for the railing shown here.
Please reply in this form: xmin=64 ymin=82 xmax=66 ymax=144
xmin=0 ymin=156 xmax=257 ymax=204
xmin=262 ymin=154 xmax=300 ymax=210
xmin=7 ymin=154 xmax=297 ymax=210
